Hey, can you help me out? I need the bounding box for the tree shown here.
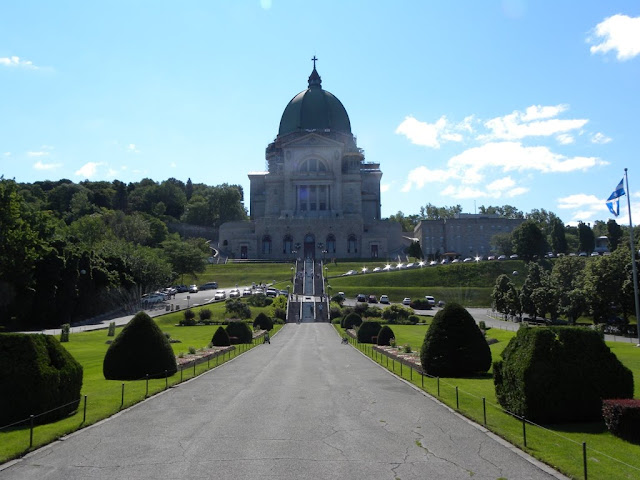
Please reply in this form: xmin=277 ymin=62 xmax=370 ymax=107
xmin=607 ymin=219 xmax=623 ymax=252
xmin=420 ymin=303 xmax=491 ymax=377
xmin=578 ymin=221 xmax=595 ymax=254
xmin=225 ymin=298 xmax=251 ymax=319
xmin=551 ymin=255 xmax=587 ymax=324
xmin=520 ymin=262 xmax=547 ymax=319
xmin=549 ymin=217 xmax=567 ymax=254
xmin=491 ymin=274 xmax=512 ymax=317
xmin=406 ymin=240 xmax=423 ymax=259
xmin=512 ymin=220 xmax=547 ymax=261
xmin=583 ymin=248 xmax=630 ymax=323
xmin=161 ymin=234 xmax=207 ymax=282
xmin=185 ymin=177 xmax=193 ymax=201
xmin=490 ymin=232 xmax=513 ymax=256
xmin=478 ymin=205 xmax=524 ymax=219
xmin=419 ymin=203 xmax=462 ymax=220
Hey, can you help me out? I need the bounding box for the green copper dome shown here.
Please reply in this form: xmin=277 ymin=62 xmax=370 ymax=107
xmin=278 ymin=67 xmax=352 ymax=136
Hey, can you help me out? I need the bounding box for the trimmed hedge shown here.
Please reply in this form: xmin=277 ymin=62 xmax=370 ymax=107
xmin=0 ymin=333 xmax=83 ymax=426
xmin=357 ymin=321 xmax=382 ymax=344
xmin=211 ymin=326 xmax=231 ymax=346
xmin=602 ymin=399 xmax=640 ymax=443
xmin=420 ymin=303 xmax=491 ymax=377
xmin=493 ymin=326 xmax=634 ymax=423
xmin=226 ymin=321 xmax=252 ymax=344
xmin=103 ymin=311 xmax=177 ymax=380
xmin=253 ymin=312 xmax=274 ymax=332
xmin=343 ymin=312 xmax=362 ymax=329
xmin=377 ymin=325 xmax=395 ymax=346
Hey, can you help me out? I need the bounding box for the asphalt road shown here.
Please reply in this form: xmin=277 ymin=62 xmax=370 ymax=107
xmin=2 ymin=324 xmax=564 ymax=480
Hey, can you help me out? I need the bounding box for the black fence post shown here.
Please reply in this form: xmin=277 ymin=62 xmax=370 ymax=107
xmin=180 ymin=366 xmax=183 ymax=382
xmin=421 ymin=372 xmax=424 ymax=389
xmin=208 ymin=356 xmax=210 ymax=369
xmin=400 ymin=362 xmax=403 ymax=378
xmin=83 ymin=395 xmax=87 ymax=423
xmin=455 ymin=386 xmax=459 ymax=410
xmin=145 ymin=374 xmax=149 ymax=397
xmin=522 ymin=416 xmax=527 ymax=447
xmin=437 ymin=377 xmax=440 ymax=396
xmin=165 ymin=370 xmax=168 ymax=390
xmin=121 ymin=383 xmax=125 ymax=409
xmin=583 ymin=442 xmax=588 ymax=480
xmin=29 ymin=415 xmax=34 ymax=448
xmin=193 ymin=361 xmax=196 ymax=376
xmin=482 ymin=397 xmax=486 ymax=425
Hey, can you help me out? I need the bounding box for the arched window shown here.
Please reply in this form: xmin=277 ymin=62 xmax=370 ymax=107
xmin=261 ymin=235 xmax=272 ymax=255
xmin=347 ymin=234 xmax=357 ymax=254
xmin=283 ymin=235 xmax=293 ymax=254
xmin=299 ymin=158 xmax=327 ymax=173
xmin=326 ymin=234 xmax=336 ymax=254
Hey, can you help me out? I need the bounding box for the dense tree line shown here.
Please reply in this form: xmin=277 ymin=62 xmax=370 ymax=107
xmin=492 ymin=246 xmax=638 ymax=325
xmin=0 ymin=177 xmax=247 ymax=330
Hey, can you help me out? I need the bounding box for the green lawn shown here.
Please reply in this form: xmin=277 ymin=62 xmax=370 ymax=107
xmin=338 ymin=324 xmax=640 ymax=480
xmin=0 ymin=313 xmax=280 ymax=464
xmin=183 ymin=263 xmax=295 ymax=289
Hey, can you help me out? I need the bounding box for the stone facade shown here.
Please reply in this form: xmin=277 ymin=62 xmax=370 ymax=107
xmin=218 ymin=65 xmax=404 ymax=260
xmin=414 ymin=214 xmax=525 ymax=259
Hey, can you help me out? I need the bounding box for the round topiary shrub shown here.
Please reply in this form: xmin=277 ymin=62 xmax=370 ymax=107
xmin=357 ymin=321 xmax=382 ymax=344
xmin=253 ymin=312 xmax=274 ymax=331
xmin=420 ymin=303 xmax=491 ymax=377
xmin=225 ymin=299 xmax=252 ymax=319
xmin=0 ymin=333 xmax=83 ymax=426
xmin=494 ymin=326 xmax=634 ymax=423
xmin=180 ymin=309 xmax=196 ymax=326
xmin=408 ymin=315 xmax=419 ymax=325
xmin=103 ymin=311 xmax=177 ymax=380
xmin=211 ymin=326 xmax=231 ymax=346
xmin=199 ymin=308 xmax=212 ymax=322
xmin=343 ymin=312 xmax=362 ymax=329
xmin=382 ymin=305 xmax=412 ymax=324
xmin=226 ymin=321 xmax=253 ymax=344
xmin=377 ymin=325 xmax=395 ymax=346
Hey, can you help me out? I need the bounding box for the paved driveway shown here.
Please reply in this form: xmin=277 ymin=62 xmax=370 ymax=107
xmin=1 ymin=324 xmax=565 ymax=480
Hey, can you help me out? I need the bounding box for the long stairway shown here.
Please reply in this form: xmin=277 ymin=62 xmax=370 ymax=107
xmin=287 ymin=259 xmax=329 ymax=323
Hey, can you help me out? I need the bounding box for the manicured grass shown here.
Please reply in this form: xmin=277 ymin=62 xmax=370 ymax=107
xmin=337 ymin=324 xmax=640 ymax=480
xmin=183 ymin=263 xmax=295 ymax=289
xmin=326 ymin=260 xmax=525 ymax=307
xmin=0 ymin=315 xmax=280 ymax=464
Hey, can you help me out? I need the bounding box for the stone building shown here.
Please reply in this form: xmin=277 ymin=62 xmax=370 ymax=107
xmin=219 ymin=62 xmax=404 ymax=260
xmin=414 ymin=213 xmax=524 ymax=259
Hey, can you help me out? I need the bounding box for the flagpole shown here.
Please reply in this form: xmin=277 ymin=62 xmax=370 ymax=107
xmin=623 ymin=169 xmax=640 ymax=346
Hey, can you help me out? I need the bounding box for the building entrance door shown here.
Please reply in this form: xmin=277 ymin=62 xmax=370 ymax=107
xmin=240 ymin=246 xmax=247 ymax=259
xmin=304 ymin=234 xmax=315 ymax=259
xmin=370 ymin=244 xmax=379 ymax=258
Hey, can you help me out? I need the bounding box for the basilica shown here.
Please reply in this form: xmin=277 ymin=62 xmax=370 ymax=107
xmin=218 ymin=62 xmax=405 ymax=260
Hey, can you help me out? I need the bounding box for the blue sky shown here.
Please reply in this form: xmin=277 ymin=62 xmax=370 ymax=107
xmin=1 ymin=1 xmax=639 ymax=226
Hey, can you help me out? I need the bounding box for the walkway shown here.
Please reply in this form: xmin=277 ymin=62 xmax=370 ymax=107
xmin=1 ymin=324 xmax=564 ymax=480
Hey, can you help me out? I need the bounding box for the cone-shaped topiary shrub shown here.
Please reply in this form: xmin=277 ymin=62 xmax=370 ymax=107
xmin=103 ymin=311 xmax=177 ymax=380
xmin=226 ymin=321 xmax=253 ymax=344
xmin=253 ymin=312 xmax=274 ymax=331
xmin=343 ymin=312 xmax=362 ymax=329
xmin=377 ymin=325 xmax=395 ymax=346
xmin=211 ymin=326 xmax=230 ymax=346
xmin=494 ymin=326 xmax=633 ymax=423
xmin=357 ymin=321 xmax=382 ymax=343
xmin=420 ymin=303 xmax=491 ymax=377
xmin=0 ymin=333 xmax=83 ymax=426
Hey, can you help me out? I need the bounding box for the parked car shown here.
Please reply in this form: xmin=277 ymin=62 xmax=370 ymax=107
xmin=141 ymin=293 xmax=165 ymax=306
xmin=509 ymin=254 xmax=519 ymax=259
xmin=487 ymin=256 xmax=496 ymax=261
xmin=402 ymin=297 xmax=411 ymax=305
xmin=497 ymin=255 xmax=507 ymax=260
xmin=368 ymin=295 xmax=378 ymax=303
xmin=229 ymin=288 xmax=241 ymax=298
xmin=356 ymin=293 xmax=367 ymax=302
xmin=199 ymin=281 xmax=218 ymax=290
xmin=188 ymin=284 xmax=198 ymax=293
xmin=463 ymin=257 xmax=473 ymax=263
xmin=173 ymin=284 xmax=188 ymax=293
xmin=266 ymin=288 xmax=278 ymax=297
xmin=214 ymin=290 xmax=226 ymax=300
xmin=372 ymin=267 xmax=381 ymax=272
xmin=380 ymin=294 xmax=390 ymax=304
xmin=242 ymin=287 xmax=253 ymax=296
xmin=425 ymin=295 xmax=436 ymax=307
xmin=429 ymin=260 xmax=438 ymax=266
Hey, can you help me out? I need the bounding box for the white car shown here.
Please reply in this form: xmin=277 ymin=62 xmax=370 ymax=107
xmin=188 ymin=284 xmax=198 ymax=293
xmin=373 ymin=267 xmax=381 ymax=272
xmin=214 ymin=290 xmax=226 ymax=300
xmin=429 ymin=260 xmax=438 ymax=266
xmin=402 ymin=297 xmax=411 ymax=306
xmin=242 ymin=288 xmax=252 ymax=296
xmin=380 ymin=295 xmax=390 ymax=304
xmin=229 ymin=288 xmax=241 ymax=298
xmin=425 ymin=295 xmax=436 ymax=307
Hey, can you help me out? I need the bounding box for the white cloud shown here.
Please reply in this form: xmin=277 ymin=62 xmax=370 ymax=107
xmin=3 ymin=152 xmax=10 ymax=157
xmin=0 ymin=56 xmax=39 ymax=69
xmin=260 ymin=0 xmax=272 ymax=9
xmin=557 ymin=193 xmax=602 ymax=210
xmin=27 ymin=151 xmax=50 ymax=157
xmin=591 ymin=132 xmax=612 ymax=144
xmin=589 ymin=14 xmax=640 ymax=61
xmin=380 ymin=183 xmax=390 ymax=193
xmin=401 ymin=166 xmax=459 ymax=192
xmin=440 ymin=176 xmax=529 ymax=200
xmin=75 ymin=162 xmax=103 ymax=178
xmin=481 ymin=105 xmax=588 ymax=141
xmin=395 ymin=115 xmax=469 ymax=148
xmin=170 ymin=162 xmax=177 ymax=168
xmin=127 ymin=143 xmax=140 ymax=153
xmin=33 ymin=160 xmax=62 ymax=171
xmin=556 ymin=134 xmax=574 ymax=145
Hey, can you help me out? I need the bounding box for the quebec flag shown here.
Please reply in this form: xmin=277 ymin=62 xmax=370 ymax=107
xmin=606 ymin=178 xmax=625 ymax=217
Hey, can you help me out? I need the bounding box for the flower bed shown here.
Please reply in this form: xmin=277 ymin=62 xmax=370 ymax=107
xmin=346 ymin=328 xmax=423 ymax=373
xmin=175 ymin=330 xmax=267 ymax=368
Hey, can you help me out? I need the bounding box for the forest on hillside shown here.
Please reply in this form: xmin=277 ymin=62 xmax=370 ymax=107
xmin=0 ymin=177 xmax=247 ymax=330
